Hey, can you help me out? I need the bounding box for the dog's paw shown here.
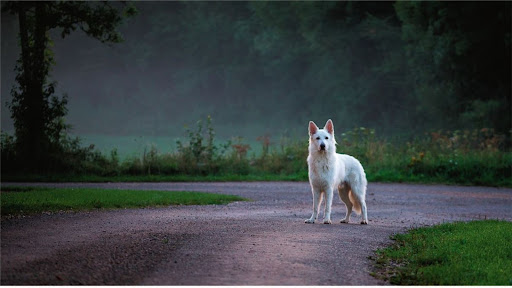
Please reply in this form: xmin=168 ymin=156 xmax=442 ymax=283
xmin=323 ymin=219 xmax=332 ymax=224
xmin=340 ymin=219 xmax=349 ymax=224
xmin=305 ymin=219 xmax=315 ymax=224
xmin=360 ymin=220 xmax=368 ymax=225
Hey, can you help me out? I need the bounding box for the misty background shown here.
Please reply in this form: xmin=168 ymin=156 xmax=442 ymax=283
xmin=2 ymin=1 xmax=511 ymax=158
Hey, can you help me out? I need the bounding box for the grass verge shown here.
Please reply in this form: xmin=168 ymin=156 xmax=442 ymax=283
xmin=0 ymin=186 xmax=248 ymax=216
xmin=372 ymin=220 xmax=512 ymax=285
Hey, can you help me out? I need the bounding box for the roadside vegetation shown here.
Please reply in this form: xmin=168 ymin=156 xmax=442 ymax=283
xmin=0 ymin=186 xmax=247 ymax=216
xmin=372 ymin=220 xmax=512 ymax=285
xmin=2 ymin=116 xmax=511 ymax=187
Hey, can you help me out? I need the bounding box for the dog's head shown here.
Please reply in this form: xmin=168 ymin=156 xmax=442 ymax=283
xmin=308 ymin=119 xmax=337 ymax=153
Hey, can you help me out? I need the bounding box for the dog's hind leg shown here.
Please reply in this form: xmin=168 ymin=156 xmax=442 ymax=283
xmin=360 ymin=199 xmax=368 ymax=225
xmin=305 ymin=188 xmax=323 ymax=224
xmin=352 ymin=185 xmax=368 ymax=225
xmin=338 ymin=183 xmax=353 ymax=223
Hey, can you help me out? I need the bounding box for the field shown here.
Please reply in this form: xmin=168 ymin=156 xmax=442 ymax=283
xmin=372 ymin=220 xmax=512 ymax=285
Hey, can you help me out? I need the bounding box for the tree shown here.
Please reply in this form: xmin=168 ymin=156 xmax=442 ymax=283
xmin=241 ymin=2 xmax=408 ymax=131
xmin=2 ymin=1 xmax=136 ymax=172
xmin=395 ymin=1 xmax=511 ymax=133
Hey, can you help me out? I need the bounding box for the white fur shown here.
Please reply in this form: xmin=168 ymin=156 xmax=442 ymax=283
xmin=305 ymin=119 xmax=369 ymax=225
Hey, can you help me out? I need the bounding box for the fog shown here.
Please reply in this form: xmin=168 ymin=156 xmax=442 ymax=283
xmin=2 ymin=3 xmax=312 ymax=140
xmin=2 ymin=2 xmax=510 ymax=157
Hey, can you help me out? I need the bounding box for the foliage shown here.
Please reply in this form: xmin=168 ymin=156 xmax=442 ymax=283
xmin=2 ymin=2 xmax=510 ymax=182
xmin=372 ymin=220 xmax=512 ymax=285
xmin=174 ymin=115 xmax=228 ymax=174
xmin=394 ymin=1 xmax=511 ymax=133
xmin=1 ymin=186 xmax=247 ymax=216
xmin=84 ymin=1 xmax=509 ymax=137
xmin=2 ymin=117 xmax=510 ymax=187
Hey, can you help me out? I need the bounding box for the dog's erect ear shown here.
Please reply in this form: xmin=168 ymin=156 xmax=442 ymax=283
xmin=309 ymin=121 xmax=318 ymax=136
xmin=324 ymin=119 xmax=334 ymax=135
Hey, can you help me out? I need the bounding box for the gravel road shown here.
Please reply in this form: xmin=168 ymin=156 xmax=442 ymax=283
xmin=2 ymin=182 xmax=511 ymax=285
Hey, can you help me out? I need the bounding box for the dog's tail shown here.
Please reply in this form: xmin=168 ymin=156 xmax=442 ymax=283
xmin=348 ymin=172 xmax=367 ymax=215
xmin=348 ymin=190 xmax=362 ymax=215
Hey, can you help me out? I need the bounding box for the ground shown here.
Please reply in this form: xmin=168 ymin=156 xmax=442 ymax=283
xmin=1 ymin=182 xmax=511 ymax=285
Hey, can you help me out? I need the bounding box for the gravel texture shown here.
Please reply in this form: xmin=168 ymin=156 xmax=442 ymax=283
xmin=1 ymin=182 xmax=511 ymax=285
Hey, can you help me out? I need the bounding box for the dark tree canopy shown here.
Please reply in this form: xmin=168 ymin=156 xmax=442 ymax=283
xmin=105 ymin=1 xmax=508 ymax=136
xmin=395 ymin=1 xmax=511 ymax=132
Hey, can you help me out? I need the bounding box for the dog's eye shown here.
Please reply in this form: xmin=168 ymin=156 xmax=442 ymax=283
xmin=316 ymin=137 xmax=320 ymax=140
xmin=325 ymin=137 xmax=329 ymax=139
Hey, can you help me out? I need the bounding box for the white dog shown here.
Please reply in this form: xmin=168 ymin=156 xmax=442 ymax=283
xmin=305 ymin=119 xmax=368 ymax=225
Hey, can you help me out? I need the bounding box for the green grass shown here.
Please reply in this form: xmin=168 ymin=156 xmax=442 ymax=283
xmin=0 ymin=186 xmax=248 ymax=216
xmin=372 ymin=220 xmax=512 ymax=285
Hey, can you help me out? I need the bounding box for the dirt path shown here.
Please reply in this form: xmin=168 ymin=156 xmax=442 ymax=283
xmin=2 ymin=182 xmax=511 ymax=285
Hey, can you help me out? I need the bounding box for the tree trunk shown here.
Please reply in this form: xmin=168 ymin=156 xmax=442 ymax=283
xmin=17 ymin=5 xmax=31 ymax=83
xmin=16 ymin=2 xmax=48 ymax=172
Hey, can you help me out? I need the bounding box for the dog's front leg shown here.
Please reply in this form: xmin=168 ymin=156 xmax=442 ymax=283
xmin=305 ymin=188 xmax=322 ymax=224
xmin=323 ymin=188 xmax=333 ymax=224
